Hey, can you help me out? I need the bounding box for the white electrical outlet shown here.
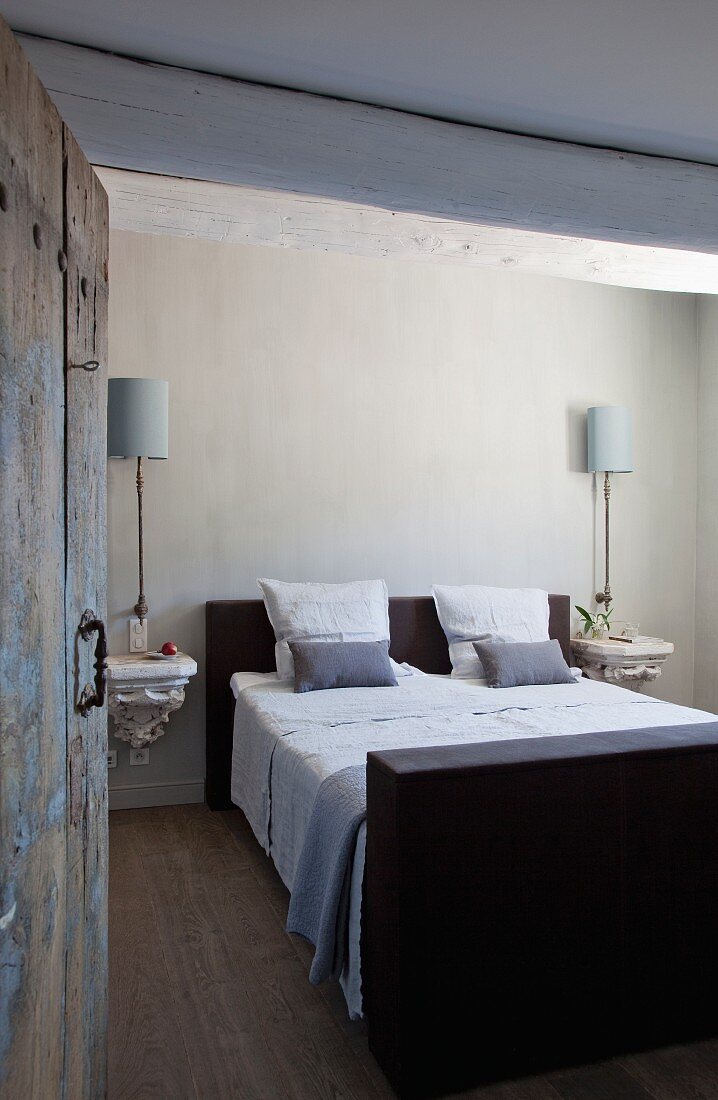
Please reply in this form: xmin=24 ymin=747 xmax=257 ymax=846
xmin=107 ymin=749 xmax=117 ymax=769
xmin=129 ymin=617 xmax=148 ymax=653
xmin=129 ymin=747 xmax=150 ymax=766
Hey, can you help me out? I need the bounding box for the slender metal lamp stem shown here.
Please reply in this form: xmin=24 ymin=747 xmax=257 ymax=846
xmin=595 ymin=471 xmax=612 ymax=610
xmin=134 ymin=456 xmax=148 ymax=623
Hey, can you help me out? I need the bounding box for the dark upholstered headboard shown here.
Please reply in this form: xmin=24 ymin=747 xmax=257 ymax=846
xmin=205 ymin=594 xmax=571 ymax=808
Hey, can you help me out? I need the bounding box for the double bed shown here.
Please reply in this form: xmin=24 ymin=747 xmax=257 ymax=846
xmin=206 ymin=595 xmax=718 ymax=1098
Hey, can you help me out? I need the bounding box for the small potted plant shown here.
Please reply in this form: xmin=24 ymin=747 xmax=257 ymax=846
xmin=575 ymin=605 xmax=613 ymax=640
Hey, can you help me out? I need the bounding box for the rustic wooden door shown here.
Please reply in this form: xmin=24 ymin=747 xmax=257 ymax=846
xmin=0 ymin=18 xmax=109 ymax=1098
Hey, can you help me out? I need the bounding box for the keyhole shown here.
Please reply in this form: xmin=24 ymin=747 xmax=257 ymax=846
xmin=80 ymin=276 xmax=88 ymax=298
xmin=33 ymin=223 xmax=42 ymax=249
xmin=0 ymin=182 xmax=7 ymax=212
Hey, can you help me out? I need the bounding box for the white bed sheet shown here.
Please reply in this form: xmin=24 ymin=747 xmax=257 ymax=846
xmin=230 ymin=671 xmax=715 ymax=1018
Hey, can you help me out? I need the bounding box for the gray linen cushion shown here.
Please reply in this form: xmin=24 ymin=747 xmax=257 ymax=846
xmin=288 ymin=639 xmax=398 ymax=693
xmin=472 ymin=638 xmax=576 ymax=689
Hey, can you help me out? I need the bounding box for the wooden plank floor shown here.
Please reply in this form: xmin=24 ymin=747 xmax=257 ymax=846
xmin=109 ymin=804 xmax=718 ymax=1100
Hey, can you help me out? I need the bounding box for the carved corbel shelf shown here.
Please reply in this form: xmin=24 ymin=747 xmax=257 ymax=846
xmin=571 ymin=637 xmax=674 ymax=692
xmin=106 ymin=653 xmax=198 ymax=748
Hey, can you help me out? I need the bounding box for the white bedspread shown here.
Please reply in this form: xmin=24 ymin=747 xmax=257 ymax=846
xmin=230 ymin=672 xmax=715 ymax=1017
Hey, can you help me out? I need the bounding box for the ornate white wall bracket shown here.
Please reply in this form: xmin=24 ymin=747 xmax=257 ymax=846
xmin=602 ymin=663 xmax=662 ymax=685
xmin=572 ymin=638 xmax=673 ymax=692
xmin=106 ymin=653 xmax=197 ymax=748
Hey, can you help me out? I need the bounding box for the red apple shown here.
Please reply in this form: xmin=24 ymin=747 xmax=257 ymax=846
xmin=161 ymin=641 xmax=178 ymax=656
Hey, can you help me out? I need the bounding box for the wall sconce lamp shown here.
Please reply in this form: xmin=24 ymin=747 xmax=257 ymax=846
xmin=587 ymin=405 xmax=633 ymax=612
xmin=107 ymin=378 xmax=168 ymax=624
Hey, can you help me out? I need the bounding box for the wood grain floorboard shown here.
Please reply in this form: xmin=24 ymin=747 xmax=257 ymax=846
xmin=142 ymin=853 xmax=291 ymax=1099
xmin=109 ymin=806 xmax=718 ymax=1100
xmin=222 ymin=808 xmax=397 ymax=1097
xmin=457 ymin=1079 xmax=563 ymax=1100
xmin=142 ymin=841 xmax=386 ymax=1097
xmin=133 ymin=803 xmax=244 ymax=870
xmin=108 ymin=822 xmax=197 ymax=1099
xmin=618 ymin=1041 xmax=718 ymax=1100
xmin=549 ymin=1063 xmax=655 ymax=1100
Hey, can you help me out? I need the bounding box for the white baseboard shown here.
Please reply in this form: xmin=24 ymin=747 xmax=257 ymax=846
xmin=109 ymin=780 xmax=204 ymax=811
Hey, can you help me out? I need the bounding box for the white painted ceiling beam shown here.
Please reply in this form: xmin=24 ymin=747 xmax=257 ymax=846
xmin=98 ymin=167 xmax=718 ymax=294
xmin=19 ymin=35 xmax=718 ymax=257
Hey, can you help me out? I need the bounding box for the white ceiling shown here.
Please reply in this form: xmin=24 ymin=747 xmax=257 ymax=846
xmin=5 ymin=0 xmax=718 ymax=166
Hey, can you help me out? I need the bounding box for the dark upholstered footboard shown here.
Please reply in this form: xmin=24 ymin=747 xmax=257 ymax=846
xmin=364 ymin=722 xmax=718 ymax=1099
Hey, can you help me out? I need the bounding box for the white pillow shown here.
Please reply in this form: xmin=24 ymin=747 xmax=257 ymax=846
xmin=257 ymin=578 xmax=395 ymax=681
xmin=432 ymin=584 xmax=550 ymax=678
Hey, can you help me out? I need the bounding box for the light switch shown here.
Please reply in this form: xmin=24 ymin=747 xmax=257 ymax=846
xmin=129 ymin=617 xmax=148 ymax=652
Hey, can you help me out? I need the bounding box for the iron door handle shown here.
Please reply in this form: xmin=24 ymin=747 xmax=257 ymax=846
xmin=78 ymin=609 xmax=107 ymax=715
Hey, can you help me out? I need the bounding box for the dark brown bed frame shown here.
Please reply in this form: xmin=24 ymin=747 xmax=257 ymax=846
xmin=206 ymin=596 xmax=718 ymax=1098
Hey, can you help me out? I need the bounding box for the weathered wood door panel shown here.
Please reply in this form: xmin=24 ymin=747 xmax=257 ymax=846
xmin=0 ymin=17 xmax=108 ymax=1098
xmin=63 ymin=128 xmax=109 ymax=1098
xmin=0 ymin=21 xmax=68 ymax=1096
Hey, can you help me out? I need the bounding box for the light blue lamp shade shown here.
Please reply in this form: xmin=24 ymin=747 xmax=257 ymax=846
xmin=107 ymin=378 xmax=168 ymax=459
xmin=587 ymin=406 xmax=633 ymax=473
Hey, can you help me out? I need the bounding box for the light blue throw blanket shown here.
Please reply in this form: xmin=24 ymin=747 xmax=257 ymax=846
xmin=286 ymin=764 xmax=367 ymax=984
